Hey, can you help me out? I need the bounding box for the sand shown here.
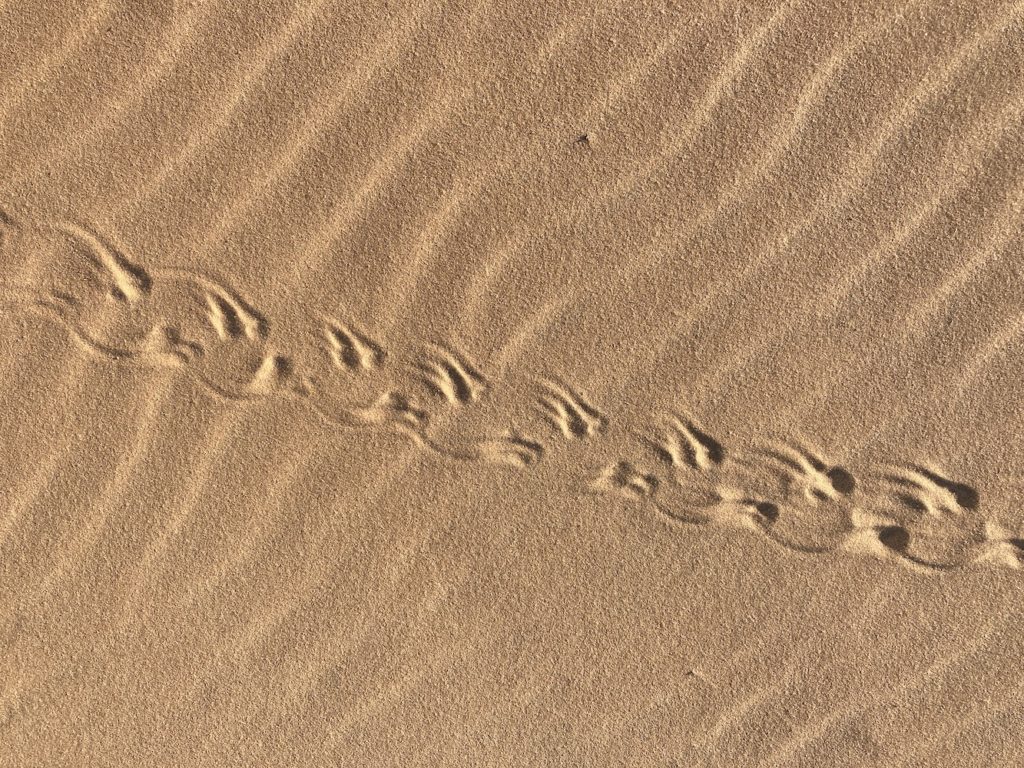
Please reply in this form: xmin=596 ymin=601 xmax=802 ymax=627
xmin=0 ymin=0 xmax=1022 ymax=765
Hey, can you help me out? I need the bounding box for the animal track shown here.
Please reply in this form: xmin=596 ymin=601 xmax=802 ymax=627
xmin=192 ymin=282 xmax=266 ymax=343
xmin=426 ymin=431 xmax=546 ymax=468
xmin=592 ymin=460 xmax=660 ymax=500
xmin=650 ymin=415 xmax=725 ymax=470
xmin=54 ymin=222 xmax=152 ymax=305
xmin=538 ymin=379 xmax=606 ymax=439
xmin=0 ymin=206 xmax=1017 ymax=574
xmin=760 ymin=445 xmax=856 ymax=501
xmin=416 ymin=345 xmax=487 ymax=405
xmin=887 ymin=466 xmax=980 ymax=512
xmin=854 ymin=466 xmax=989 ymax=569
xmin=141 ymin=324 xmax=204 ymax=366
xmin=249 ymin=352 xmax=314 ymax=397
xmin=206 ymin=292 xmax=247 ymax=341
xmin=476 ymin=432 xmax=545 ymax=468
xmin=727 ymin=444 xmax=864 ymax=553
xmin=324 ymin=320 xmax=384 ymax=371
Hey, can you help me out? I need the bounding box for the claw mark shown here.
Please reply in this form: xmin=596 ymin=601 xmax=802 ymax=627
xmin=148 ymin=265 xmax=267 ymax=341
xmin=886 ymin=466 xmax=980 ymax=513
xmin=324 ymin=320 xmax=384 ymax=371
xmin=206 ymin=292 xmax=245 ymax=340
xmin=362 ymin=391 xmax=429 ymax=430
xmin=909 ymin=466 xmax=979 ymax=511
xmin=538 ymin=379 xmax=605 ymax=439
xmin=476 ymin=432 xmax=545 ymax=467
xmin=54 ymin=222 xmax=151 ymax=304
xmin=761 ymin=444 xmax=857 ymax=500
xmin=141 ymin=324 xmax=203 ymax=367
xmin=250 ymin=352 xmax=309 ymax=396
xmin=410 ymin=428 xmax=544 ymax=467
xmin=250 ymin=352 xmax=290 ymax=391
xmin=417 ymin=346 xmax=487 ymax=405
xmin=592 ymin=460 xmax=659 ymax=499
xmin=203 ymin=287 xmax=266 ymax=343
xmin=650 ymin=415 xmax=725 ymax=470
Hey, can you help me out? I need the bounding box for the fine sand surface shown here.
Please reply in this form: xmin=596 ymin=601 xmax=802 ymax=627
xmin=1 ymin=1 xmax=1023 ymax=765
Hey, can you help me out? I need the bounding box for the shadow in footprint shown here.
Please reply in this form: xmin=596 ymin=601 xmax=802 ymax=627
xmin=538 ymin=379 xmax=606 ymax=440
xmin=417 ymin=345 xmax=487 ymax=405
xmin=910 ymin=465 xmax=980 ymax=511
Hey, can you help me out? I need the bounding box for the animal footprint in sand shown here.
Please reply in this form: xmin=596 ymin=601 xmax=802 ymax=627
xmin=644 ymin=425 xmax=859 ymax=555
xmin=2 ymin=220 xmax=158 ymax=359
xmin=845 ymin=466 xmax=987 ymax=570
xmin=644 ymin=415 xmax=732 ymax=523
xmin=408 ymin=348 xmax=544 ymax=468
xmin=248 ymin=352 xmax=315 ymax=397
xmin=479 ymin=433 xmax=545 ymax=467
xmin=443 ymin=431 xmax=546 ymax=468
xmin=324 ymin=320 xmax=384 ymax=372
xmin=538 ymin=379 xmax=606 ymax=439
xmin=591 ymin=460 xmax=660 ymax=500
xmin=53 ymin=221 xmax=152 ymax=306
xmin=649 ymin=414 xmax=726 ymax=471
xmin=739 ymin=444 xmax=861 ymax=555
xmin=416 ymin=345 xmax=487 ymax=406
xmin=299 ymin=325 xmax=453 ymax=442
xmin=203 ymin=286 xmax=266 ymax=344
xmin=0 ymin=215 xmax=278 ymax=401
xmin=140 ymin=324 xmax=204 ymax=367
xmin=358 ymin=390 xmax=429 ymax=430
xmin=149 ymin=272 xmax=271 ymax=398
xmin=304 ymin=320 xmax=394 ymax=411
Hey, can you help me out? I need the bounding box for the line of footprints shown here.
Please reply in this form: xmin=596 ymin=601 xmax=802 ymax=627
xmin=1 ymin=208 xmax=1022 ymax=573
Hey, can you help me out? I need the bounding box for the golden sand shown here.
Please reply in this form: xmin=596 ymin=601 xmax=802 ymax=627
xmin=1 ymin=1 xmax=1022 ymax=764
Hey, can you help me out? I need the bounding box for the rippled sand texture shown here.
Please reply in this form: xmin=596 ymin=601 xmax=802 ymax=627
xmin=1 ymin=1 xmax=1023 ymax=765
